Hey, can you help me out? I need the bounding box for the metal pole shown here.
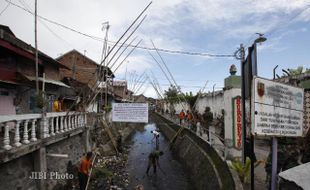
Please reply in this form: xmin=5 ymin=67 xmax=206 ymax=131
xmin=271 ymin=137 xmax=278 ymax=190
xmin=271 ymin=65 xmax=278 ymax=190
xmin=251 ymin=43 xmax=259 ymax=190
xmin=240 ymin=44 xmax=246 ymax=164
xmin=35 ymin=0 xmax=39 ymax=95
xmin=273 ymin=65 xmax=278 ymax=80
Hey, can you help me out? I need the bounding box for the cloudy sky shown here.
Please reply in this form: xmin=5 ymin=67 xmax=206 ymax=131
xmin=1 ymin=0 xmax=310 ymax=98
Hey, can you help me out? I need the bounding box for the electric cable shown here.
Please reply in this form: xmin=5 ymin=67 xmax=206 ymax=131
xmin=5 ymin=0 xmax=234 ymax=58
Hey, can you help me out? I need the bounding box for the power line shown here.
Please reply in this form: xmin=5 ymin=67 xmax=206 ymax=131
xmin=0 ymin=2 xmax=10 ymax=16
xmin=5 ymin=0 xmax=234 ymax=58
xmin=16 ymin=0 xmax=74 ymax=49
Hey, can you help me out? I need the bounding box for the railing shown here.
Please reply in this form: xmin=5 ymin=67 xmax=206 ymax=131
xmin=159 ymin=112 xmax=229 ymax=159
xmin=0 ymin=112 xmax=87 ymax=151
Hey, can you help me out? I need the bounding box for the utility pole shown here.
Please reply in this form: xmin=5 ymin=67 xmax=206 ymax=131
xmin=271 ymin=65 xmax=278 ymax=190
xmin=35 ymin=0 xmax=39 ymax=95
xmin=100 ymin=22 xmax=109 ymax=112
xmin=238 ymin=44 xmax=246 ymax=164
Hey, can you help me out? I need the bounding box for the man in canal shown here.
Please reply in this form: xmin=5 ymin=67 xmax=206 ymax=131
xmin=146 ymin=150 xmax=164 ymax=175
xmin=78 ymin=152 xmax=93 ymax=190
xmin=151 ymin=130 xmax=160 ymax=149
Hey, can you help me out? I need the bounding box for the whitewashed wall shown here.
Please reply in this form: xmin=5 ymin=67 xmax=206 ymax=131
xmin=223 ymin=88 xmax=241 ymax=141
xmin=163 ymin=102 xmax=190 ymax=114
xmin=195 ymin=92 xmax=224 ymax=117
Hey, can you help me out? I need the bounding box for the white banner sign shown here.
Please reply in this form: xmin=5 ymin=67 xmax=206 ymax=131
xmin=252 ymin=77 xmax=304 ymax=137
xmin=112 ymin=103 xmax=148 ymax=123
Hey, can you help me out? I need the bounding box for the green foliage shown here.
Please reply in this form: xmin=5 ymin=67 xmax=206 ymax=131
xmin=92 ymin=167 xmax=113 ymax=179
xmin=104 ymin=105 xmax=112 ymax=112
xmin=282 ymin=66 xmax=310 ymax=77
xmin=229 ymin=157 xmax=264 ymax=184
xmin=184 ymin=92 xmax=198 ymax=109
xmin=229 ymin=157 xmax=251 ymax=183
xmin=36 ymin=91 xmax=48 ymax=109
xmin=164 ymin=85 xmax=180 ymax=104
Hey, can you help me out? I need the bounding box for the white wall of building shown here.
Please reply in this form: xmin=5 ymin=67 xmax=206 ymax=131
xmin=195 ymin=92 xmax=224 ymax=117
xmin=163 ymin=102 xmax=190 ymax=114
xmin=223 ymin=88 xmax=241 ymax=141
xmin=223 ymin=88 xmax=242 ymax=157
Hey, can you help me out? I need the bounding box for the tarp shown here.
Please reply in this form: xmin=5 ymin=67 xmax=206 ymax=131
xmin=22 ymin=74 xmax=70 ymax=88
xmin=278 ymin=162 xmax=310 ymax=189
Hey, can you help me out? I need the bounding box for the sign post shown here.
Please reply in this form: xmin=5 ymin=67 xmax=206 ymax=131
xmin=252 ymin=76 xmax=304 ymax=190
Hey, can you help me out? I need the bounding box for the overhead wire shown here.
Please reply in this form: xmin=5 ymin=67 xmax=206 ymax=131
xmin=5 ymin=0 xmax=234 ymax=58
xmin=0 ymin=1 xmax=10 ymax=16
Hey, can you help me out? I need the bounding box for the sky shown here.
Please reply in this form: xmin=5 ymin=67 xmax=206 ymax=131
xmin=1 ymin=0 xmax=310 ymax=98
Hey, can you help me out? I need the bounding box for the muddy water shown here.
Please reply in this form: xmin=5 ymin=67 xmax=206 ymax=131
xmin=125 ymin=123 xmax=192 ymax=190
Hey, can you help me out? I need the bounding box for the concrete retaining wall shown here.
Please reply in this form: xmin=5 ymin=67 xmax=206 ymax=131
xmin=153 ymin=112 xmax=236 ymax=190
xmin=0 ymin=113 xmax=135 ymax=190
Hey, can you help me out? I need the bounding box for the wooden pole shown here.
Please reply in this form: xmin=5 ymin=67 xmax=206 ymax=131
xmin=35 ymin=0 xmax=39 ymax=95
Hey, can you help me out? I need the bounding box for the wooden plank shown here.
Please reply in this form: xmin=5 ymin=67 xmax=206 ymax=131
xmin=100 ymin=119 xmax=119 ymax=154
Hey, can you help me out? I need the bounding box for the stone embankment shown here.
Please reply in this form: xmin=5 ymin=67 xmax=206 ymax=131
xmin=152 ymin=112 xmax=241 ymax=190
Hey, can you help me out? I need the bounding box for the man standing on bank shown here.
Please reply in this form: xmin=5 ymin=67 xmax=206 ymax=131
xmin=78 ymin=152 xmax=93 ymax=190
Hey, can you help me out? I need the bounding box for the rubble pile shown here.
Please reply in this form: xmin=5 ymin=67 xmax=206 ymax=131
xmin=89 ymin=147 xmax=130 ymax=190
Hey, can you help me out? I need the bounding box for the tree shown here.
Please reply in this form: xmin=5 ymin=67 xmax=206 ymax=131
xmin=282 ymin=66 xmax=310 ymax=77
xmin=184 ymin=91 xmax=197 ymax=110
xmin=164 ymin=85 xmax=180 ymax=104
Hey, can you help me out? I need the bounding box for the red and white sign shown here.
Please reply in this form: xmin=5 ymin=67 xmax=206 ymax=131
xmin=252 ymin=77 xmax=304 ymax=137
xmin=232 ymin=96 xmax=242 ymax=149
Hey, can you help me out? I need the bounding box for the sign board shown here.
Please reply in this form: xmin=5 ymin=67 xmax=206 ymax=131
xmin=112 ymin=103 xmax=148 ymax=123
xmin=232 ymin=96 xmax=242 ymax=149
xmin=252 ymin=77 xmax=304 ymax=137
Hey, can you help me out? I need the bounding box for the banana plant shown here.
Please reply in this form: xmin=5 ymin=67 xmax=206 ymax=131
xmin=229 ymin=157 xmax=264 ymax=183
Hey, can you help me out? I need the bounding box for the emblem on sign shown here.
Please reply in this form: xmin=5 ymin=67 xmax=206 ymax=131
xmin=257 ymin=82 xmax=265 ymax=97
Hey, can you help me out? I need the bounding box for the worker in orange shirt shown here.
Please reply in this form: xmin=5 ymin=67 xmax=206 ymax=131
xmin=186 ymin=110 xmax=193 ymax=129
xmin=78 ymin=152 xmax=93 ymax=190
xmin=179 ymin=109 xmax=185 ymax=125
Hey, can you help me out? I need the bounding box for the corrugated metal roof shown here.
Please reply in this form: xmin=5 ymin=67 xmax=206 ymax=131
xmin=23 ymin=75 xmax=70 ymax=88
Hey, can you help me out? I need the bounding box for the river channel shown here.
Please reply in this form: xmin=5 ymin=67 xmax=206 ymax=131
xmin=125 ymin=122 xmax=192 ymax=190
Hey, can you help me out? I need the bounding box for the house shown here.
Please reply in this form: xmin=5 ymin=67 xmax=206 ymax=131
xmin=133 ymin=94 xmax=147 ymax=103
xmin=56 ymin=50 xmax=114 ymax=112
xmin=0 ymin=25 xmax=70 ymax=114
xmin=112 ymin=80 xmax=133 ymax=102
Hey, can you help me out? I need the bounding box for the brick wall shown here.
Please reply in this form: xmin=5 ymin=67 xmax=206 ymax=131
xmin=58 ymin=51 xmax=98 ymax=84
xmin=44 ymin=64 xmax=59 ymax=81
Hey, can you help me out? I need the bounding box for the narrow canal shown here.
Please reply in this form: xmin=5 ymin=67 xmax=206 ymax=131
xmin=125 ymin=122 xmax=192 ymax=190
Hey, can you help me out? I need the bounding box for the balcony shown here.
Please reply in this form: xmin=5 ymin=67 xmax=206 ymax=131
xmin=0 ymin=112 xmax=87 ymax=163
